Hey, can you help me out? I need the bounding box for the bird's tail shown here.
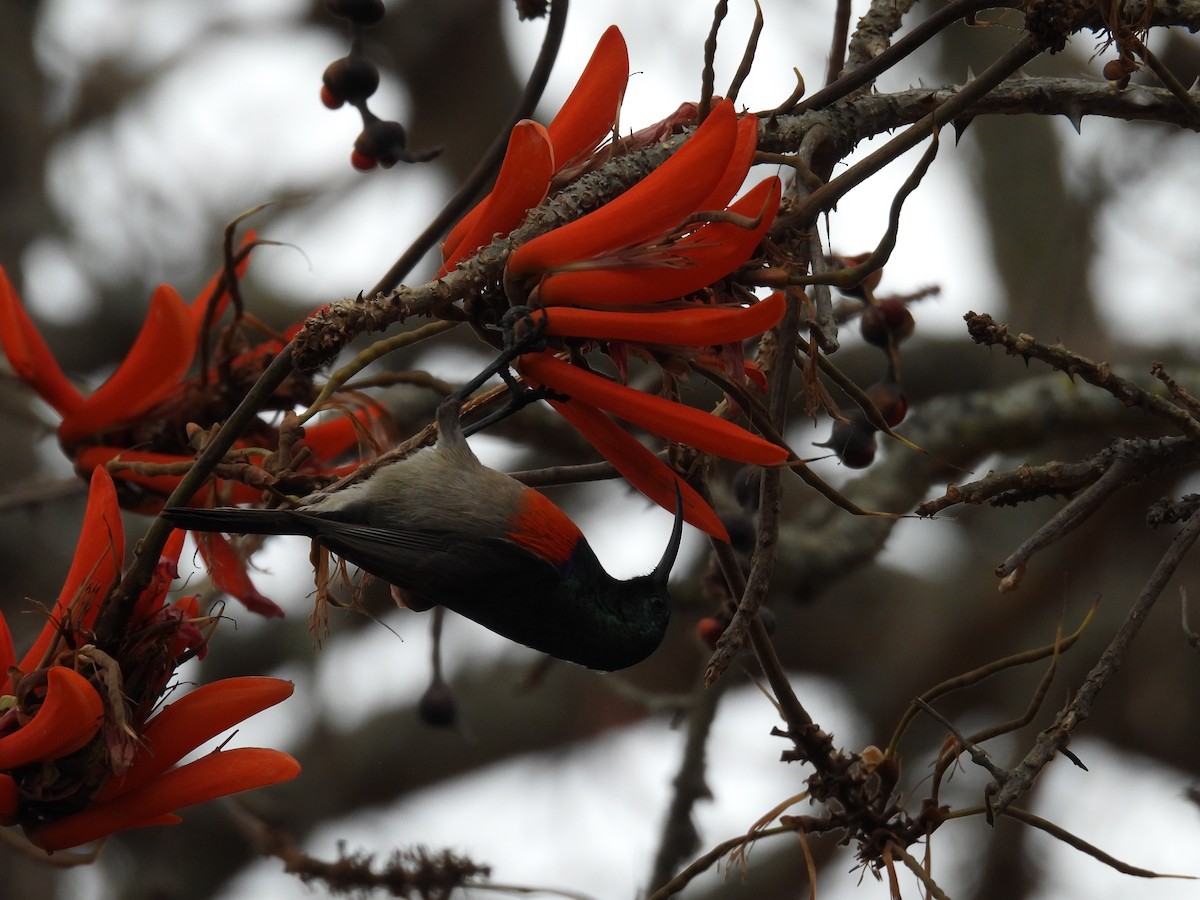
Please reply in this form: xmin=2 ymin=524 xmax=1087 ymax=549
xmin=160 ymin=506 xmax=311 ymax=536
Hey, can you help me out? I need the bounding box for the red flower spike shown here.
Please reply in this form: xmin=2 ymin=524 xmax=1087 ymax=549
xmin=59 ymin=284 xmax=195 ymax=445
xmin=545 ymin=396 xmax=729 ymax=540
xmin=440 ymin=121 xmax=554 ymax=275
xmin=545 ymin=25 xmax=629 ymax=170
xmin=19 ymin=468 xmax=124 ymax=673
xmin=0 ymin=266 xmax=85 ymax=417
xmin=531 ymin=290 xmax=785 ymax=346
xmin=94 ymin=677 xmax=294 ymax=803
xmin=0 ymin=667 xmax=104 ymax=770
xmin=34 ymin=746 xmax=301 ymax=851
xmin=520 ymin=352 xmax=787 ymax=466
xmin=534 ymin=176 xmax=781 ymax=307
xmin=507 ymin=99 xmax=740 ymax=278
xmin=0 ymin=774 xmax=18 ymax=824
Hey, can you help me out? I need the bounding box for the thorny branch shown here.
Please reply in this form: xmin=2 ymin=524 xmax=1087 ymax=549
xmin=292 ymin=77 xmax=1200 ymax=371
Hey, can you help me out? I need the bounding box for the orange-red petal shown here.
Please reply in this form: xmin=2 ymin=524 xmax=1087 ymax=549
xmin=440 ymin=121 xmax=554 ymax=274
xmin=519 ymin=351 xmax=786 ymax=466
xmin=0 ymin=667 xmax=104 ymax=770
xmin=59 ymin=284 xmax=195 ymax=444
xmin=545 ymin=396 xmax=728 ymax=540
xmin=194 ymin=533 xmax=284 ymax=618
xmin=301 ymin=404 xmax=384 ymax=464
xmin=694 ymin=113 xmax=759 ymax=213
xmin=534 ymin=176 xmax=781 ymax=307
xmin=545 ymin=25 xmax=628 ymax=168
xmin=34 ymin=746 xmax=300 ymax=851
xmin=19 ymin=468 xmax=124 ymax=673
xmin=507 ymin=99 xmax=740 ymax=277
xmin=0 ymin=265 xmax=85 ymax=416
xmin=532 ymin=290 xmax=785 ymax=346
xmin=95 ymin=677 xmax=294 ymax=803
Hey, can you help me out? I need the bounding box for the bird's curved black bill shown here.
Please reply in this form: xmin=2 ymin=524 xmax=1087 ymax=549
xmin=652 ymin=483 xmax=685 ymax=587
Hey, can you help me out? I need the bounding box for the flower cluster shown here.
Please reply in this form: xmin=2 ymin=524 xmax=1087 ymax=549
xmin=0 ymin=237 xmax=389 ymax=615
xmin=0 ymin=469 xmax=297 ymax=852
xmin=441 ymin=28 xmax=788 ymax=536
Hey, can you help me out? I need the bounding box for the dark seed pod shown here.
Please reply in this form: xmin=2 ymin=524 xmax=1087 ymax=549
xmin=818 ymin=414 xmax=877 ymax=468
xmin=418 ymin=680 xmax=458 ymax=728
xmin=720 ymin=514 xmax=756 ymax=555
xmin=866 ymin=378 xmax=909 ymax=427
xmin=354 ymin=119 xmax=410 ymax=168
xmin=860 ymin=298 xmax=915 ymax=348
xmin=733 ymin=465 xmax=762 ymax=513
xmin=323 ymin=56 xmax=380 ymax=105
xmin=828 ymin=253 xmax=883 ymax=300
xmin=324 ymin=0 xmax=386 ymax=25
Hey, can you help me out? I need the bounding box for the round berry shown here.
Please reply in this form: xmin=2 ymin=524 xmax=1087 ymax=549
xmin=323 ymin=56 xmax=380 ymax=105
xmin=1102 ymin=59 xmax=1128 ymax=82
xmin=320 ymin=85 xmax=344 ymax=110
xmin=350 ymin=149 xmax=377 ymax=171
xmin=696 ymin=617 xmax=726 ymax=649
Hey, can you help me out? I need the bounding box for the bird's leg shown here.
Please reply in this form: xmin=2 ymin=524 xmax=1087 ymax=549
xmin=461 ymin=379 xmax=567 ymax=437
xmin=451 ymin=306 xmax=564 ymax=436
xmin=449 ymin=306 xmax=546 ymax=405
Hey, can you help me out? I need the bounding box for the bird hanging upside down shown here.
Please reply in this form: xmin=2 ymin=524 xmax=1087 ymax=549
xmin=162 ymin=397 xmax=680 ymax=671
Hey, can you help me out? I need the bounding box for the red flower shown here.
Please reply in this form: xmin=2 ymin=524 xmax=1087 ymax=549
xmin=505 ymin=99 xmax=779 ymax=307
xmin=439 ymin=25 xmax=629 ymax=274
xmin=499 ymin=101 xmax=784 ymax=538
xmin=0 ymin=468 xmax=298 ymax=851
xmin=434 ymin=30 xmax=788 ymax=539
xmin=0 ymin=236 xmax=390 ymax=614
xmin=32 ymin=679 xmax=297 ymax=852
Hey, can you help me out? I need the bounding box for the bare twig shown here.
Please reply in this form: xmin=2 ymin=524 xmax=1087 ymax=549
xmin=988 ymin=512 xmax=1200 ymax=817
xmin=726 ymin=0 xmax=764 ymax=104
xmin=887 ymin=602 xmax=1096 ymax=757
xmin=1002 ymin=807 xmax=1197 ymax=879
xmin=698 ymin=0 xmax=728 ymax=122
xmin=994 ymin=456 xmax=1133 ymax=585
xmin=917 ymin=436 xmax=1198 ymax=515
xmin=965 ymin=312 xmax=1200 ymax=441
xmin=646 ymin=683 xmax=726 ymax=891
